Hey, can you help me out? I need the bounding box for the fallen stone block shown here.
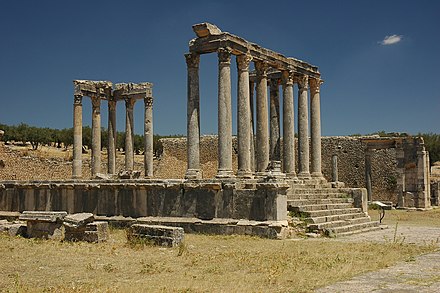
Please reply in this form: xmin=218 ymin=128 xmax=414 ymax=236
xmin=19 ymin=211 xmax=67 ymax=240
xmin=63 ymin=213 xmax=94 ymax=228
xmin=64 ymin=221 xmax=108 ymax=243
xmin=0 ymin=220 xmax=27 ymax=237
xmin=127 ymin=224 xmax=184 ymax=247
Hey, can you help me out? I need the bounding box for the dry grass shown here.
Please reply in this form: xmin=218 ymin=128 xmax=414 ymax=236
xmin=368 ymin=208 xmax=440 ymax=227
xmin=0 ymin=229 xmax=437 ymax=293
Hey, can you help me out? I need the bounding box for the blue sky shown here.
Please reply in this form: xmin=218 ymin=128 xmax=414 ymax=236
xmin=0 ymin=0 xmax=439 ymax=136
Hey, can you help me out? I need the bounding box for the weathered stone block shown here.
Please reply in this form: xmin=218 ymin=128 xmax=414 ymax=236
xmin=64 ymin=221 xmax=108 ymax=242
xmin=19 ymin=211 xmax=67 ymax=240
xmin=63 ymin=212 xmax=94 ymax=228
xmin=128 ymin=224 xmax=184 ymax=247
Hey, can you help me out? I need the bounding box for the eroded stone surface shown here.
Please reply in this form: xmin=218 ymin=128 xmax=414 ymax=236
xmin=128 ymin=224 xmax=184 ymax=247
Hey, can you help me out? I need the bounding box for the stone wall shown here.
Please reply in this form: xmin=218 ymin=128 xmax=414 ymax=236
xmin=157 ymin=136 xmax=399 ymax=201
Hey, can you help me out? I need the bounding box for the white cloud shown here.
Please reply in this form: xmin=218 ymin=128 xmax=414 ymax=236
xmin=380 ymin=34 xmax=403 ymax=45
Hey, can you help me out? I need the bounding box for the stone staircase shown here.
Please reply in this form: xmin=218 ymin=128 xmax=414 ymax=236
xmin=287 ymin=184 xmax=380 ymax=237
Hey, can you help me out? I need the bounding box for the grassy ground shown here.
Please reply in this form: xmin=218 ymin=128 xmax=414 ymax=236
xmin=0 ymin=226 xmax=437 ymax=293
xmin=368 ymin=207 xmax=440 ymax=227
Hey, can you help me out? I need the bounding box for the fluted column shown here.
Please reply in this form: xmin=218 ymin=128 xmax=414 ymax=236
xmin=144 ymin=96 xmax=153 ymax=178
xmin=255 ymin=61 xmax=269 ymax=174
xmin=297 ymin=75 xmax=310 ymax=179
xmin=91 ymin=96 xmax=101 ymax=177
xmin=237 ymin=54 xmax=252 ymax=178
xmin=125 ymin=98 xmax=135 ymax=171
xmin=107 ymin=99 xmax=117 ymax=175
xmin=217 ymin=48 xmax=233 ymax=178
xmin=310 ymin=77 xmax=324 ymax=179
xmin=249 ymin=80 xmax=255 ymax=172
xmin=282 ymin=70 xmax=296 ymax=178
xmin=269 ymin=78 xmax=280 ymax=162
xmin=72 ymin=95 xmax=83 ymax=178
xmin=185 ymin=53 xmax=201 ymax=179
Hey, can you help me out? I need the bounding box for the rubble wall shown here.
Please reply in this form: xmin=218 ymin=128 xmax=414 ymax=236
xmin=158 ymin=136 xmax=398 ymax=201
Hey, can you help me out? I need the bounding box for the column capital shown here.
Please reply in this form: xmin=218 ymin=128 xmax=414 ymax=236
xmin=255 ymin=61 xmax=269 ymax=78
xmin=125 ymin=97 xmax=136 ymax=108
xmin=185 ymin=53 xmax=200 ymax=68
xmin=144 ymin=96 xmax=153 ymax=107
xmin=218 ymin=47 xmax=232 ymax=65
xmin=236 ymin=54 xmax=252 ymax=71
xmin=269 ymin=78 xmax=280 ymax=89
xmin=297 ymin=74 xmax=309 ymax=91
xmin=108 ymin=99 xmax=117 ymax=111
xmin=91 ymin=96 xmax=101 ymax=109
xmin=309 ymin=77 xmax=324 ymax=94
xmin=281 ymin=70 xmax=294 ymax=86
xmin=74 ymin=95 xmax=83 ymax=105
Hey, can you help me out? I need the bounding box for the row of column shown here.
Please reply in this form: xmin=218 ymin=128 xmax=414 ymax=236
xmin=72 ymin=96 xmax=153 ymax=178
xmin=185 ymin=49 xmax=324 ymax=180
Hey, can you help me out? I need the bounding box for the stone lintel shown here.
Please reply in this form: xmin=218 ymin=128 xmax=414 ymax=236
xmin=189 ymin=31 xmax=320 ymax=77
xmin=113 ymin=82 xmax=153 ymax=100
xmin=73 ymin=80 xmax=113 ymax=98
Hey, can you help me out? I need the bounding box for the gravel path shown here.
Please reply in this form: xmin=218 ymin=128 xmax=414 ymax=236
xmin=316 ymin=225 xmax=440 ymax=292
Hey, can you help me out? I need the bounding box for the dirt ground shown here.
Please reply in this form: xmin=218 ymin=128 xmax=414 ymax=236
xmin=316 ymin=224 xmax=440 ymax=292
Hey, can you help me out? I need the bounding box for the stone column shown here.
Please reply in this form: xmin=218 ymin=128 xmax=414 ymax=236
xmin=217 ymin=48 xmax=234 ymax=178
xmin=269 ymin=79 xmax=281 ymax=162
xmin=332 ymin=154 xmax=338 ymax=182
xmin=125 ymin=98 xmax=135 ymax=171
xmin=297 ymin=75 xmax=310 ymax=179
xmin=91 ymin=96 xmax=102 ymax=177
xmin=107 ymin=99 xmax=117 ymax=175
xmin=282 ymin=71 xmax=296 ymax=178
xmin=365 ymin=150 xmax=373 ymax=201
xmin=144 ymin=96 xmax=153 ymax=178
xmin=249 ymin=80 xmax=255 ymax=172
xmin=310 ymin=77 xmax=324 ymax=179
xmin=255 ymin=61 xmax=269 ymax=174
xmin=73 ymin=95 xmax=83 ymax=178
xmin=237 ymin=54 xmax=252 ymax=178
xmin=185 ymin=53 xmax=201 ymax=179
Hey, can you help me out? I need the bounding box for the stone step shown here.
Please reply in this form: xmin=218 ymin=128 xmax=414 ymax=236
xmin=304 ymin=212 xmax=368 ymax=224
xmin=308 ymin=215 xmax=372 ymax=230
xmin=287 ymin=192 xmax=351 ymax=200
xmin=288 ymin=198 xmax=353 ymax=206
xmin=326 ymin=221 xmax=380 ymax=235
xmin=304 ymin=208 xmax=361 ymax=218
xmin=291 ymin=202 xmax=354 ymax=212
xmin=335 ymin=225 xmax=382 ymax=237
xmin=288 ymin=189 xmax=344 ymax=195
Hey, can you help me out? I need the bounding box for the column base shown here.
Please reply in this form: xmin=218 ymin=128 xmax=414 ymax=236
xmin=237 ymin=170 xmax=253 ymax=179
xmin=297 ymin=172 xmax=311 ymax=179
xmin=185 ymin=169 xmax=202 ymax=179
xmin=216 ymin=169 xmax=235 ymax=178
xmin=285 ymin=172 xmax=298 ymax=179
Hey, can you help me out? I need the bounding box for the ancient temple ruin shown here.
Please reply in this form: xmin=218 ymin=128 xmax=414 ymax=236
xmin=185 ymin=23 xmax=324 ymax=181
xmin=0 ymin=23 xmax=393 ymax=238
xmin=72 ymin=80 xmax=154 ymax=178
